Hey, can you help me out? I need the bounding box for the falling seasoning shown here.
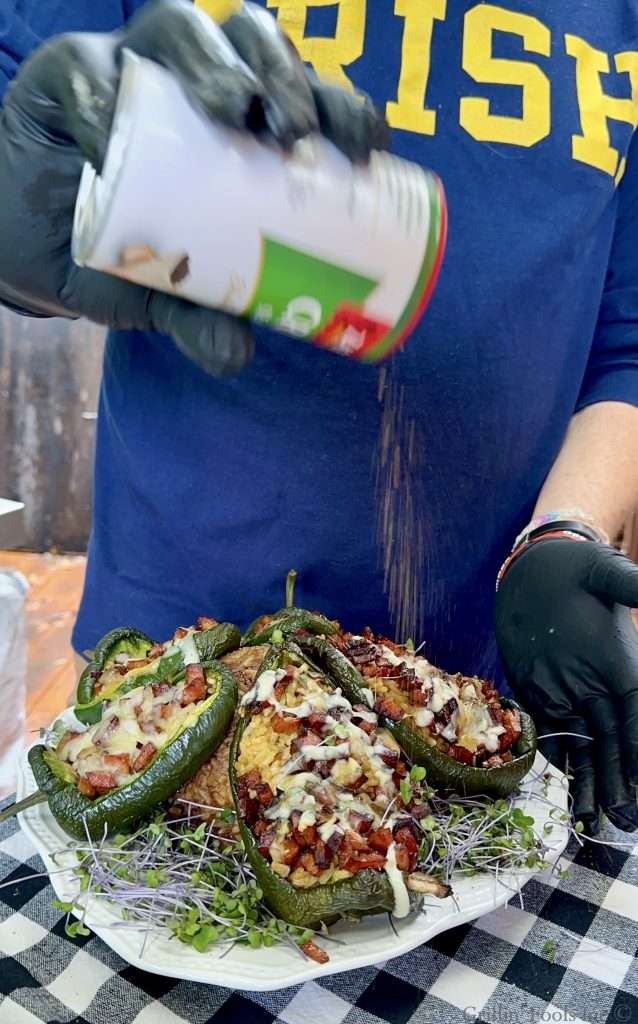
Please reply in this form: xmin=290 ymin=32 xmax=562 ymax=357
xmin=374 ymin=364 xmax=428 ymax=643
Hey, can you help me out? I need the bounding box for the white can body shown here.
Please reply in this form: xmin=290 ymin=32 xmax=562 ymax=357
xmin=73 ymin=51 xmax=446 ymax=361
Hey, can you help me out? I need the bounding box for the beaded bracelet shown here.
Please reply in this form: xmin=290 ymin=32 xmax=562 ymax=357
xmin=496 ymin=519 xmax=605 ymax=592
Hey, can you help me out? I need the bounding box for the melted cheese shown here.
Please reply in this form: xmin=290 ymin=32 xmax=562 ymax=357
xmin=163 ymin=628 xmax=200 ymax=667
xmin=414 ymin=708 xmax=434 ymax=728
xmin=456 ymin=703 xmax=506 ymax=754
xmin=385 ymin=843 xmax=411 ymax=919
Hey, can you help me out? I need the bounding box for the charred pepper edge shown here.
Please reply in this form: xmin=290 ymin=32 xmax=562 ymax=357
xmin=229 ymin=643 xmax=413 ymax=930
xmin=27 ymin=660 xmax=238 ymax=840
xmin=297 ymin=636 xmax=538 ymax=799
xmin=74 ymin=623 xmax=241 ymax=726
xmin=240 ymin=610 xmax=338 ymax=648
xmin=241 ymin=572 xmax=337 ymax=648
xmin=75 ymin=627 xmax=155 ymax=707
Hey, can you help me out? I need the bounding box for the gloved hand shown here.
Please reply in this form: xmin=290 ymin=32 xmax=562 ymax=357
xmin=495 ymin=527 xmax=638 ymax=835
xmin=0 ymin=0 xmax=387 ymax=377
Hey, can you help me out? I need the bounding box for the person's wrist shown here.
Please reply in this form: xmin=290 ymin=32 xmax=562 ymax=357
xmin=515 ymin=509 xmax=610 ymax=548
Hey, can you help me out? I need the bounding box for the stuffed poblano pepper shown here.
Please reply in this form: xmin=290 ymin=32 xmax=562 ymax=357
xmin=241 ymin=571 xmax=337 ymax=647
xmin=2 ymin=659 xmax=237 ymax=839
xmin=75 ymin=618 xmax=241 ymax=725
xmin=230 ymin=643 xmax=450 ymax=930
xmin=299 ymin=632 xmax=537 ymax=799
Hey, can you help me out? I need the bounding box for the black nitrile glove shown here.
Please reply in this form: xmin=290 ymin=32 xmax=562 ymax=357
xmin=495 ymin=533 xmax=638 ymax=836
xmin=0 ymin=0 xmax=387 ymax=376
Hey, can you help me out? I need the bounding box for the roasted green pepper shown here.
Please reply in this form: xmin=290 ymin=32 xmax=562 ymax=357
xmin=75 ymin=622 xmax=241 ymax=725
xmin=2 ymin=660 xmax=238 ymax=839
xmin=229 ymin=644 xmax=419 ymax=930
xmin=241 ymin=571 xmax=337 ymax=647
xmin=298 ymin=636 xmax=538 ymax=799
xmin=75 ymin=627 xmax=156 ymax=722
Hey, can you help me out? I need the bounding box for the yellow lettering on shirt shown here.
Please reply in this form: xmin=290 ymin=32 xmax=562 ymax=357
xmin=386 ymin=0 xmax=447 ymax=136
xmin=194 ymin=0 xmax=241 ymax=22
xmin=460 ymin=4 xmax=550 ymax=147
xmin=267 ymin=0 xmax=366 ymax=90
xmin=566 ymin=35 xmax=638 ymax=179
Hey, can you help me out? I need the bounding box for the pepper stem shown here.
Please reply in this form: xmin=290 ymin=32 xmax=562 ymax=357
xmin=285 ymin=569 xmax=297 ymax=610
xmin=0 ymin=789 xmax=48 ymax=825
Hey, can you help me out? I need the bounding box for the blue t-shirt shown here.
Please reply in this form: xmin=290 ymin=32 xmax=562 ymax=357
xmin=3 ymin=1 xmax=638 ymax=681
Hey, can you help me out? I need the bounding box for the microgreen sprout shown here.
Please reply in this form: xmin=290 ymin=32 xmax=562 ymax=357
xmin=64 ymin=805 xmax=335 ymax=961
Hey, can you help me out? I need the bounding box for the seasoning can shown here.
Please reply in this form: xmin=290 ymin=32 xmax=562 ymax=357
xmin=73 ymin=50 xmax=447 ymax=362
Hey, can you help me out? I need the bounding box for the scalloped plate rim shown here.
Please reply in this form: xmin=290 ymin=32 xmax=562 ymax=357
xmin=15 ymin=713 xmax=569 ymax=991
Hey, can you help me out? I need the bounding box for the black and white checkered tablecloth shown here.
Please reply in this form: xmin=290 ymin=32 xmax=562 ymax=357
xmin=1 ymin=801 xmax=638 ymax=1024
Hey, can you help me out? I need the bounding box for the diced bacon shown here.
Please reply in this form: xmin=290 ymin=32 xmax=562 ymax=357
xmin=253 ymin=819 xmax=269 ymax=836
xmin=343 ymin=851 xmax=386 ymax=872
xmin=450 ymin=744 xmax=474 ymax=765
xmin=181 ymin=665 xmax=207 ymax=706
xmin=104 ymin=753 xmax=131 ymax=774
xmin=237 ymin=770 xmax=261 ymax=794
xmin=152 ymin=681 xmax=172 ymax=697
xmin=291 ymin=729 xmax=322 ymax=751
xmin=84 ymin=771 xmax=117 ymax=795
xmin=186 ymin=663 xmax=205 ymax=685
xmin=174 ymin=627 xmax=188 ymax=640
xmin=253 ymin=782 xmax=274 ymax=807
xmin=378 ymin=747 xmax=399 ymax=768
xmin=488 ymin=704 xmax=504 ymax=725
xmin=159 ymin=703 xmax=173 ymax=719
xmin=434 ymin=697 xmax=458 ymax=727
xmin=78 ymin=777 xmax=97 ymax=798
xmin=301 ymin=940 xmax=330 ymax=964
xmin=375 ymin=696 xmax=403 ymax=721
xmin=298 ymin=851 xmax=321 ymax=876
xmin=353 ymin=716 xmax=376 ymax=736
xmin=326 ymin=830 xmax=344 ymax=855
xmin=240 ymin=795 xmax=260 ymax=826
xmin=315 ymin=783 xmax=337 ymax=810
xmin=344 ymin=773 xmax=367 ymax=793
xmin=132 ymin=743 xmax=156 ymax=772
xmin=257 ymin=829 xmax=277 ymax=858
xmin=349 ymin=649 xmax=377 ymax=665
xmin=344 ymin=830 xmax=370 ymax=852
xmin=292 ymin=824 xmax=318 ymax=849
xmin=314 ymin=839 xmax=331 ymax=869
xmin=393 ymin=845 xmax=411 ymax=871
xmin=196 ymin=616 xmax=218 ymax=631
xmin=368 ymin=828 xmax=393 ymax=852
xmin=481 ymin=679 xmax=501 ymax=703
xmin=271 ymin=713 xmax=300 ymax=734
xmin=273 ymin=679 xmax=289 ymax=701
xmin=394 ymin=826 xmax=419 ymax=870
xmin=349 ymin=810 xmax=373 ymax=834
xmin=306 ymin=711 xmax=327 ymax=732
xmin=278 ymin=837 xmax=301 ymax=866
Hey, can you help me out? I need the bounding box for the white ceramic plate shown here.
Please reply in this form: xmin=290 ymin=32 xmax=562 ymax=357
xmin=16 ymin=715 xmax=569 ymax=991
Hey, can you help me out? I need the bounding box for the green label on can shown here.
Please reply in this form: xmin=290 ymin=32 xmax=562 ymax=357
xmin=244 ymin=236 xmax=379 ymax=338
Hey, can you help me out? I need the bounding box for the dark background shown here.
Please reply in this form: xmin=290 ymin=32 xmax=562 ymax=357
xmin=0 ymin=308 xmax=103 ymax=552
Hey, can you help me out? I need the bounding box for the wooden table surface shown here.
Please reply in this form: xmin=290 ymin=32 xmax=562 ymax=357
xmin=0 ymin=551 xmax=85 ymax=738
